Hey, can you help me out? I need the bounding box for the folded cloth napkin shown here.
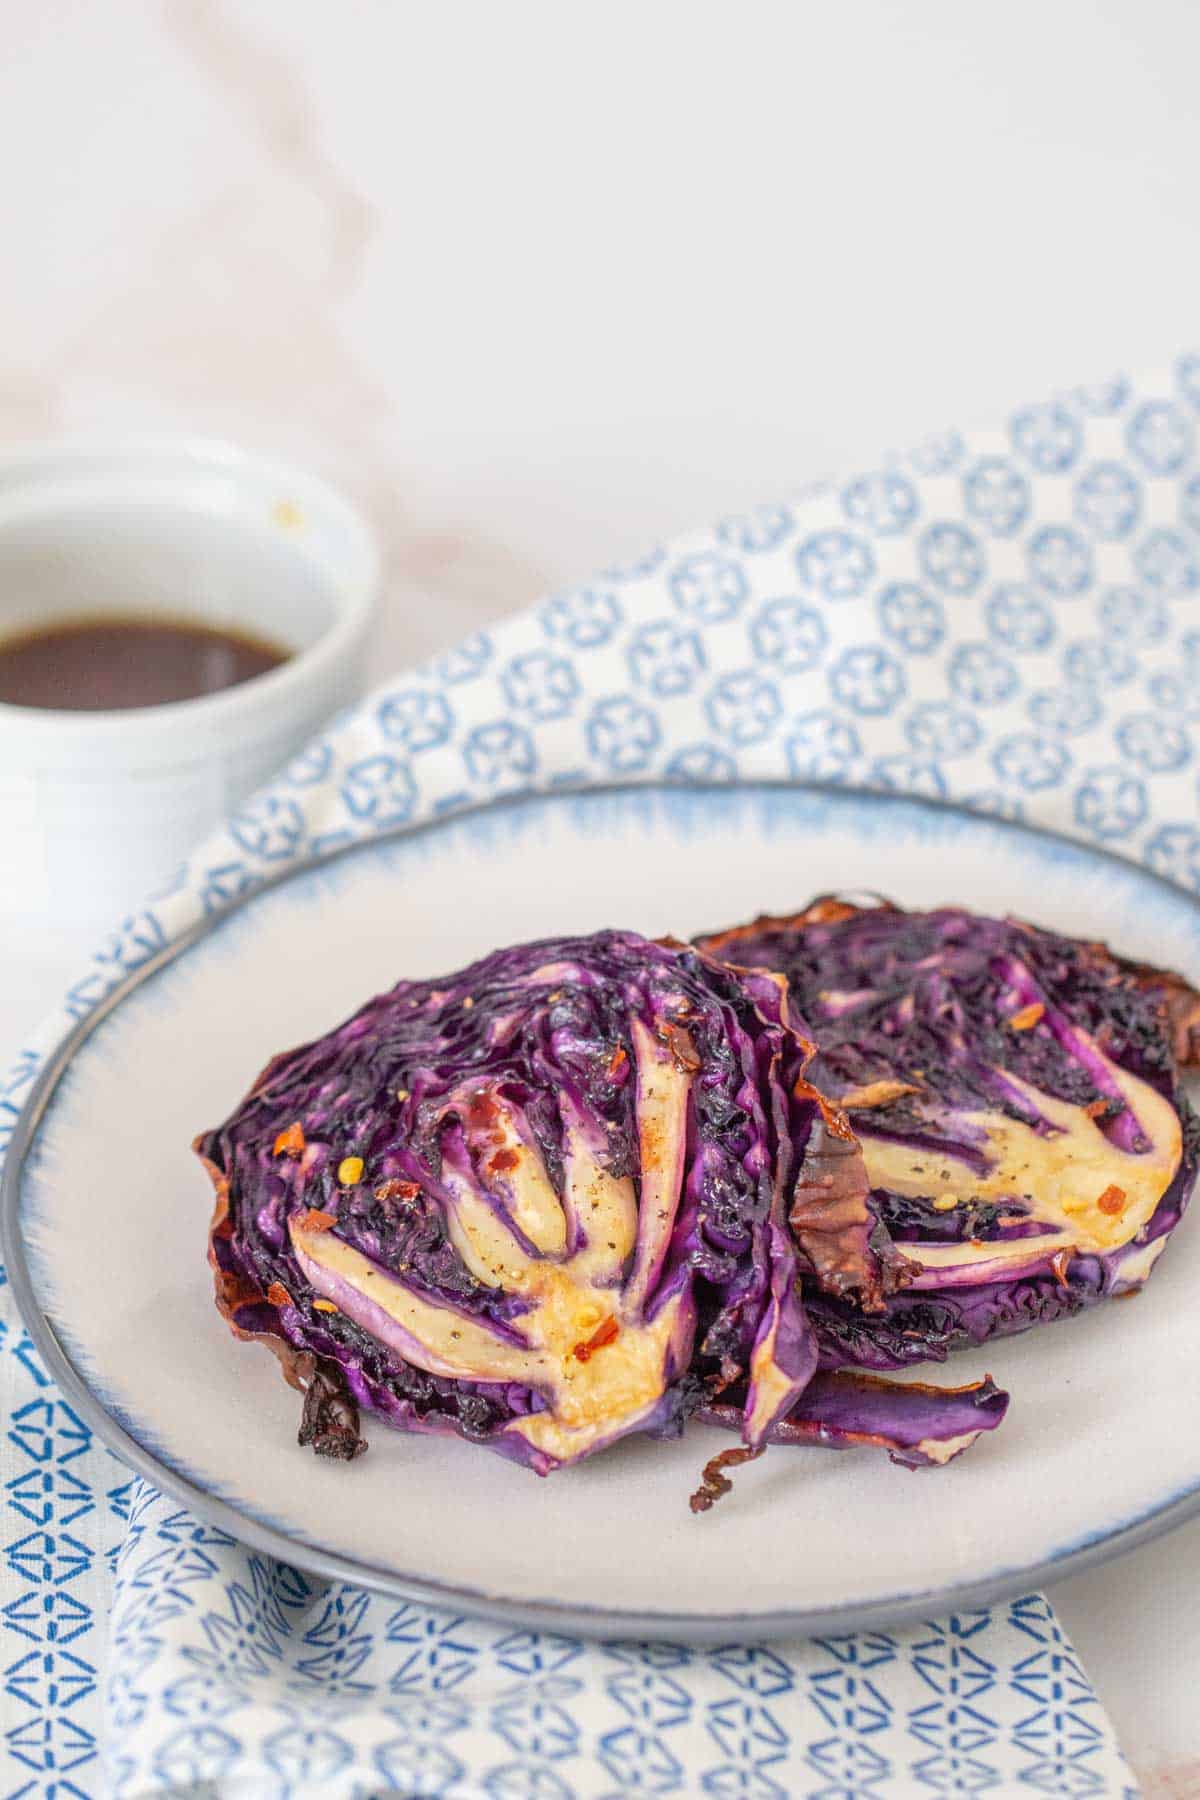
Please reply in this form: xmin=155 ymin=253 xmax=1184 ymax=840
xmin=9 ymin=354 xmax=1199 ymax=1797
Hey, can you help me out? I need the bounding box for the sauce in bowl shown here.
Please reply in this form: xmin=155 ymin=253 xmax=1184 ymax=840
xmin=0 ymin=615 xmax=290 ymax=711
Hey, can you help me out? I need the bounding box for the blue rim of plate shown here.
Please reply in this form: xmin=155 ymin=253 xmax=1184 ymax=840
xmin=4 ymin=778 xmax=1200 ymax=1643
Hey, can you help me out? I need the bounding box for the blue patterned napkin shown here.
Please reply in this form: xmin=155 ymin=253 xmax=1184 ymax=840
xmin=9 ymin=356 xmax=1200 ymax=1797
xmin=105 ymin=1499 xmax=1132 ymax=1798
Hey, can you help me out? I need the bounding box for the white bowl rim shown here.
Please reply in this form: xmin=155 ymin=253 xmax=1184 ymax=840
xmin=0 ymin=435 xmax=380 ymax=741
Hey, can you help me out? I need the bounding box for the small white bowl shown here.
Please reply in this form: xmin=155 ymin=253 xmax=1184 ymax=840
xmin=0 ymin=439 xmax=378 ymax=928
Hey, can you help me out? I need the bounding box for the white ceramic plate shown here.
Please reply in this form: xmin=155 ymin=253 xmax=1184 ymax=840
xmin=6 ymin=784 xmax=1200 ymax=1640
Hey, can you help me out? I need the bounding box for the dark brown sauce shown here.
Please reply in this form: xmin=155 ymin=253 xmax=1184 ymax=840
xmin=0 ymin=614 xmax=290 ymax=711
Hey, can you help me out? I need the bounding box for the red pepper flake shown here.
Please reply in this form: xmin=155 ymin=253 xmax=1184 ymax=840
xmin=273 ymin=1122 xmax=306 ymax=1158
xmin=1008 ymin=1002 xmax=1045 ymax=1032
xmin=296 ymin=1207 xmax=337 ymax=1233
xmin=1097 ymin=1184 xmax=1127 ymax=1215
xmin=489 ymin=1148 xmax=519 ymax=1174
xmin=466 ymin=1090 xmax=501 ymax=1129
xmin=1050 ymin=1250 xmax=1073 ymax=1288
xmin=376 ymin=1178 xmax=422 ymax=1202
xmin=573 ymin=1316 xmax=619 ymax=1362
xmin=1084 ymin=1098 xmax=1110 ymax=1119
xmin=607 ymin=1045 xmax=629 ymax=1080
xmin=267 ymin=1281 xmax=294 ymax=1309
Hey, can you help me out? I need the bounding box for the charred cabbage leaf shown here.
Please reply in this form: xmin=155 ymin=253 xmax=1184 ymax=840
xmin=697 ymin=898 xmax=1200 ymax=1371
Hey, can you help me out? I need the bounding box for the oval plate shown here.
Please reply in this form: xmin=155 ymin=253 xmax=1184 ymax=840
xmin=5 ymin=783 xmax=1200 ymax=1641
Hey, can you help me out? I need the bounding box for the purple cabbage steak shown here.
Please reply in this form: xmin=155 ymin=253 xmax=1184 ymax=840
xmin=697 ymin=898 xmax=1200 ymax=1375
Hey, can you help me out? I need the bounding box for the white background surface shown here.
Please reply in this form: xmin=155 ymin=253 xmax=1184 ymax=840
xmin=3 ymin=1 xmax=1200 ymax=1788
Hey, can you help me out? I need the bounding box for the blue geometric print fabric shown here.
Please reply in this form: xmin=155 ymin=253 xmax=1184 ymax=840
xmin=7 ymin=355 xmax=1198 ymax=1795
xmin=103 ymin=1508 xmax=1136 ymax=1799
